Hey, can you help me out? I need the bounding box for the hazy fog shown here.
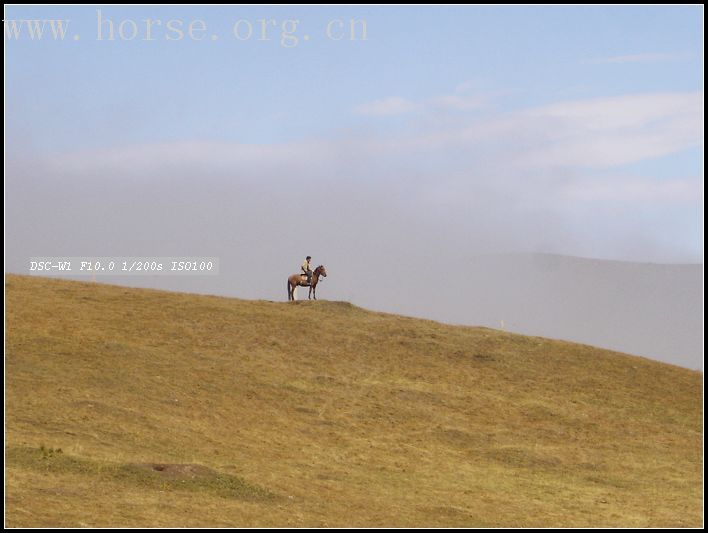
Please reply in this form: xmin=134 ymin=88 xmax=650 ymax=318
xmin=5 ymin=7 xmax=702 ymax=371
xmin=6 ymin=149 xmax=702 ymax=370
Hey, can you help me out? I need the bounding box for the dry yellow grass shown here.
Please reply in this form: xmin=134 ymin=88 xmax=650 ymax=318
xmin=5 ymin=274 xmax=703 ymax=527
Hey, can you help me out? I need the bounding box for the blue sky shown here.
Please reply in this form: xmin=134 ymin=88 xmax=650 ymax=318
xmin=5 ymin=5 xmax=704 ymax=264
xmin=6 ymin=6 xmax=702 ymax=148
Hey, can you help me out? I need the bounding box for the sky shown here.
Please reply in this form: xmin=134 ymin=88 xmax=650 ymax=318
xmin=4 ymin=6 xmax=704 ymax=355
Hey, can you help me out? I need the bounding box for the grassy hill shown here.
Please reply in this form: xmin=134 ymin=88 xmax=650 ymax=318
xmin=5 ymin=274 xmax=703 ymax=527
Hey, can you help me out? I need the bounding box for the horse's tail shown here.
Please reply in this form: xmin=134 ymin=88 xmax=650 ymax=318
xmin=286 ymin=279 xmax=290 ymax=300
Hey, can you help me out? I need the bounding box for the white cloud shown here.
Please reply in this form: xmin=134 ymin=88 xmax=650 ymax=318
xmin=514 ymin=92 xmax=702 ymax=168
xmin=428 ymin=93 xmax=489 ymax=111
xmin=25 ymin=88 xmax=702 ymax=264
xmin=384 ymin=91 xmax=703 ymax=170
xmin=354 ymin=82 xmax=496 ymax=116
xmin=56 ymin=91 xmax=702 ymax=179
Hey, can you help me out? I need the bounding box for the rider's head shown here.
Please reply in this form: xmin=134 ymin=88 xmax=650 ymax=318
xmin=306 ymin=256 xmax=311 ymax=261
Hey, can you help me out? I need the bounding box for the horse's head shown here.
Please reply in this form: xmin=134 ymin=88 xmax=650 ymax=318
xmin=316 ymin=265 xmax=327 ymax=277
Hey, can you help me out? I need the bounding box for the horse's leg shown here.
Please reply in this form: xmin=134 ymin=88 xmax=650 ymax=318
xmin=287 ymin=280 xmax=291 ymax=301
xmin=308 ymin=285 xmax=312 ymax=300
xmin=312 ymin=283 xmax=317 ymax=300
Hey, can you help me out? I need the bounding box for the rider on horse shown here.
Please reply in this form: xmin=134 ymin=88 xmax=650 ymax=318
xmin=288 ymin=259 xmax=326 ymax=301
xmin=301 ymin=256 xmax=313 ymax=285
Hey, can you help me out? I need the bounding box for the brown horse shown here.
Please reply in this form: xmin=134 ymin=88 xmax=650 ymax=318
xmin=287 ymin=265 xmax=327 ymax=301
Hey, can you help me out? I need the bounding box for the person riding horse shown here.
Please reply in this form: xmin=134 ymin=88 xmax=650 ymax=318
xmin=288 ymin=262 xmax=327 ymax=301
xmin=301 ymin=256 xmax=313 ymax=285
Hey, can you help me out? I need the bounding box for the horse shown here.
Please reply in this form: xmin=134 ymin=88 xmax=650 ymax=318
xmin=287 ymin=265 xmax=327 ymax=301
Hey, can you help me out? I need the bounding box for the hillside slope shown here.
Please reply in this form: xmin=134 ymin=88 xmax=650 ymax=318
xmin=365 ymin=253 xmax=703 ymax=370
xmin=5 ymin=274 xmax=703 ymax=527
